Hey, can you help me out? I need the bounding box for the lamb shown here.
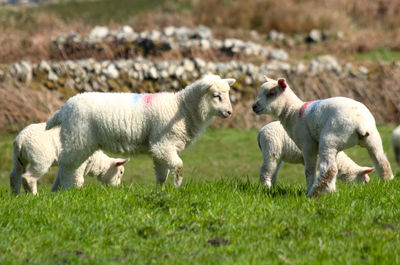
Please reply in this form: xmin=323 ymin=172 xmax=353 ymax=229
xmin=9 ymin=122 xmax=128 ymax=195
xmin=252 ymin=77 xmax=393 ymax=197
xmin=392 ymin=125 xmax=400 ymax=167
xmin=258 ymin=121 xmax=373 ymax=187
xmin=46 ymin=74 xmax=235 ymax=191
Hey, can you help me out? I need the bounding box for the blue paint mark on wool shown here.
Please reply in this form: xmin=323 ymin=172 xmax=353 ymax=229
xmin=131 ymin=94 xmax=145 ymax=104
xmin=309 ymin=100 xmax=323 ymax=114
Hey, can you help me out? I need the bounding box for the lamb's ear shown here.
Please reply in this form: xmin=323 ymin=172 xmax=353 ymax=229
xmin=115 ymin=158 xmax=129 ymax=167
xmin=362 ymin=167 xmax=374 ymax=174
xmin=278 ymin=78 xmax=287 ymax=91
xmin=264 ymin=75 xmax=275 ymax=82
xmin=223 ymin=78 xmax=236 ymax=86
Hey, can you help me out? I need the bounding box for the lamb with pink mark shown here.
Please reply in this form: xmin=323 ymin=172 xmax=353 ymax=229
xmin=392 ymin=125 xmax=400 ymax=167
xmin=252 ymin=77 xmax=393 ymax=197
xmin=258 ymin=121 xmax=373 ymax=187
xmin=46 ymin=74 xmax=235 ymax=191
xmin=9 ymin=122 xmax=127 ymax=195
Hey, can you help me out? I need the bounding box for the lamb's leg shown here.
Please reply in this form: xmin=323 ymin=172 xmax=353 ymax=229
xmin=309 ymin=146 xmax=338 ymax=198
xmin=152 ymin=149 xmax=184 ymax=188
xmin=9 ymin=158 xmax=25 ymax=195
xmin=301 ymin=144 xmax=318 ymax=196
xmin=259 ymin=158 xmax=281 ymax=187
xmin=271 ymin=161 xmax=283 ymax=186
xmin=362 ymin=131 xmax=393 ymax=180
xmin=153 ymin=158 xmax=170 ymax=191
xmin=22 ymin=163 xmax=49 ymax=195
xmin=21 ymin=172 xmax=38 ymax=195
xmin=52 ymin=150 xmax=89 ymax=191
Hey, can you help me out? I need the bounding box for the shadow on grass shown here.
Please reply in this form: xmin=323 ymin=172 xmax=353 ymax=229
xmin=215 ymin=177 xmax=305 ymax=198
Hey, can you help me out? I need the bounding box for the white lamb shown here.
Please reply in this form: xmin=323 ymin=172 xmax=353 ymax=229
xmin=252 ymin=77 xmax=393 ymax=197
xmin=258 ymin=121 xmax=373 ymax=187
xmin=392 ymin=125 xmax=400 ymax=167
xmin=46 ymin=74 xmax=235 ymax=191
xmin=9 ymin=122 xmax=128 ymax=195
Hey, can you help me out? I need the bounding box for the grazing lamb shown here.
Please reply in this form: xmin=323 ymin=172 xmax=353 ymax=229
xmin=392 ymin=125 xmax=400 ymax=167
xmin=258 ymin=121 xmax=373 ymax=187
xmin=46 ymin=74 xmax=235 ymax=191
xmin=252 ymin=77 xmax=393 ymax=197
xmin=9 ymin=123 xmax=128 ymax=195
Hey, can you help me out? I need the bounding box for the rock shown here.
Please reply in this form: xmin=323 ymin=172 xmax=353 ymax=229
xmin=194 ymin=58 xmax=206 ymax=70
xmin=48 ymin=71 xmax=59 ymax=82
xmin=102 ymin=63 xmax=119 ymax=79
xmin=11 ymin=61 xmax=32 ymax=83
xmin=121 ymin=25 xmax=134 ymax=35
xmin=200 ymin=39 xmax=211 ymax=50
xmin=148 ymin=67 xmax=158 ymax=79
xmin=38 ymin=60 xmax=52 ymax=72
xmin=174 ymin=66 xmax=185 ymax=78
xmin=358 ymin=66 xmax=369 ymax=75
xmin=146 ymin=30 xmax=161 ymax=40
xmin=294 ymin=62 xmax=307 ymax=74
xmin=268 ymin=49 xmax=289 ymax=61
xmin=89 ymin=26 xmax=109 ymax=41
xmin=193 ymin=25 xmax=212 ymax=40
xmin=163 ymin=26 xmax=175 ymax=37
xmin=182 ymin=59 xmax=195 ymax=72
xmin=316 ymin=55 xmax=341 ymax=74
xmin=268 ymin=30 xmax=285 ymax=41
xmin=306 ymin=29 xmax=322 ymax=43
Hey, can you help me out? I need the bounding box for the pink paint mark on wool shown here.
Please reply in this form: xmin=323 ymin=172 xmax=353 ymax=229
xmin=142 ymin=94 xmax=158 ymax=106
xmin=298 ymin=100 xmax=316 ymax=118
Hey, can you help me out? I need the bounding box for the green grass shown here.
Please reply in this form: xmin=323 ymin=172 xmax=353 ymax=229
xmin=0 ymin=126 xmax=399 ymax=264
xmin=0 ymin=0 xmax=189 ymax=30
xmin=354 ymin=47 xmax=400 ymax=62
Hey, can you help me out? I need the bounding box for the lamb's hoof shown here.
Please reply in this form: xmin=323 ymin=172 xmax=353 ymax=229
xmin=260 ymin=178 xmax=272 ymax=188
xmin=384 ymin=174 xmax=394 ymax=181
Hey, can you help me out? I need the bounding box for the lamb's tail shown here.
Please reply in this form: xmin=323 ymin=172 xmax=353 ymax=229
xmin=9 ymin=140 xmax=25 ymax=194
xmin=46 ymin=109 xmax=62 ymax=130
xmin=356 ymin=126 xmax=370 ymax=140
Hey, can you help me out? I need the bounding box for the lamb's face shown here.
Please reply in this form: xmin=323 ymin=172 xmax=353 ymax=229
xmin=100 ymin=158 xmax=128 ymax=186
xmin=207 ymin=78 xmax=235 ymax=119
xmin=252 ymin=78 xmax=287 ymax=115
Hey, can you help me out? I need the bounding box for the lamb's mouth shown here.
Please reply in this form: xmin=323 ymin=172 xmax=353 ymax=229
xmin=220 ymin=111 xmax=232 ymax=118
xmin=252 ymin=107 xmax=264 ymax=114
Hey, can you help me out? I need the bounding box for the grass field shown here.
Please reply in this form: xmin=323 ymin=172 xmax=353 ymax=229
xmin=0 ymin=126 xmax=399 ymax=264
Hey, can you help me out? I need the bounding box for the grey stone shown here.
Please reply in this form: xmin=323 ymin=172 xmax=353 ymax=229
xmin=89 ymin=26 xmax=109 ymax=40
xmin=268 ymin=49 xmax=289 ymax=61
xmin=38 ymin=60 xmax=52 ymax=72
xmin=102 ymin=63 xmax=119 ymax=79
xmin=306 ymin=29 xmax=322 ymax=43
xmin=358 ymin=66 xmax=369 ymax=75
xmin=148 ymin=67 xmax=158 ymax=79
xmin=48 ymin=71 xmax=59 ymax=82
xmin=182 ymin=59 xmax=195 ymax=72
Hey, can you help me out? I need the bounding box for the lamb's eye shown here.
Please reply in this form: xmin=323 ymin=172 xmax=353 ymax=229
xmin=213 ymin=94 xmax=222 ymax=101
xmin=266 ymin=89 xmax=277 ymax=97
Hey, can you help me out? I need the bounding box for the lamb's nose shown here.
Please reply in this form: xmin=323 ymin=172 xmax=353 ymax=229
xmin=227 ymin=110 xmax=232 ymax=116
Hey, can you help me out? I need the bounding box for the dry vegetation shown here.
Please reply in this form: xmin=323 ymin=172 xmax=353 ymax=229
xmin=1 ymin=0 xmax=400 ymax=63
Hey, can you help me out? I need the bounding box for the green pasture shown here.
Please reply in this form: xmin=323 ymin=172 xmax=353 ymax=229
xmin=0 ymin=126 xmax=399 ymax=264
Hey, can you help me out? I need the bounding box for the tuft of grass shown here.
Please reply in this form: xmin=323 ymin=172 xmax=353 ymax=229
xmin=354 ymin=47 xmax=400 ymax=62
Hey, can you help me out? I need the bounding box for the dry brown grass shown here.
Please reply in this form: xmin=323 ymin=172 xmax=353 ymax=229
xmin=1 ymin=0 xmax=400 ymax=63
xmin=0 ymin=80 xmax=63 ymax=133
